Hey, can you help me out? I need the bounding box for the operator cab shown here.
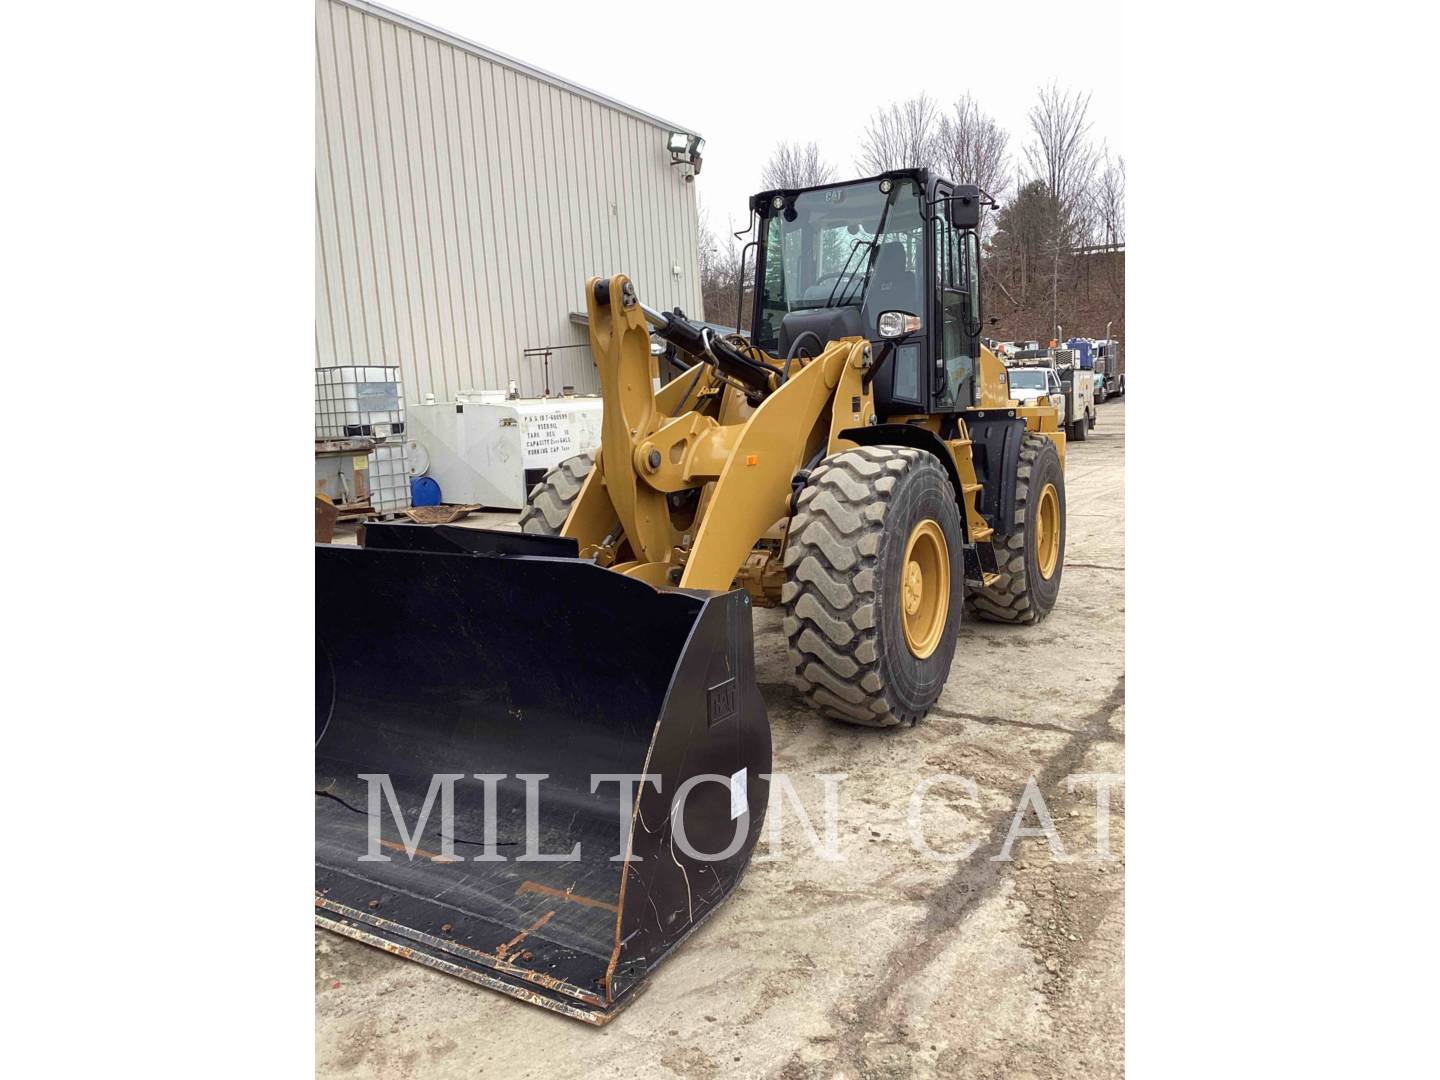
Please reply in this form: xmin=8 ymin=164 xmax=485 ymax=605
xmin=749 ymin=169 xmax=984 ymax=418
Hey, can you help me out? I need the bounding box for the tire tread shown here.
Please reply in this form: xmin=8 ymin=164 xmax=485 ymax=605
xmin=518 ymin=451 xmax=595 ymax=535
xmin=964 ymin=434 xmax=1062 ymax=625
xmin=783 ymin=446 xmax=953 ymax=727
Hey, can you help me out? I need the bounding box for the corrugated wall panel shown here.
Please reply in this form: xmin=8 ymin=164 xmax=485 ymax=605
xmin=316 ymin=0 xmax=703 ymax=402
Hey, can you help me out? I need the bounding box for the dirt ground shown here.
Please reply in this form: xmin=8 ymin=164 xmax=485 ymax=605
xmin=316 ymin=401 xmax=1125 ymax=1079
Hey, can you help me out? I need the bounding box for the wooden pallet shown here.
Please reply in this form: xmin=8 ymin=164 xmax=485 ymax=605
xmin=334 ymin=501 xmax=378 ymax=522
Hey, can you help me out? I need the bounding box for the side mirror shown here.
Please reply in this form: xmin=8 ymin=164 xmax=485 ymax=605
xmin=948 ymin=185 xmax=981 ymax=230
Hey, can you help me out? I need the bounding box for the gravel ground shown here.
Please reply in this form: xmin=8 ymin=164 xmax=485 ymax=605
xmin=316 ymin=400 xmax=1125 ymax=1079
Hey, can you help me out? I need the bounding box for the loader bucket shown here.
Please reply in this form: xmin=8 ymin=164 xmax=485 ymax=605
xmin=315 ymin=524 xmax=771 ymax=1024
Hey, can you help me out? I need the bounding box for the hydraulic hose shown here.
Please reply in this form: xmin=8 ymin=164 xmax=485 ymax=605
xmin=591 ymin=277 xmax=776 ymax=399
xmin=641 ymin=307 xmax=773 ymax=398
xmin=783 ymin=331 xmax=823 ymax=384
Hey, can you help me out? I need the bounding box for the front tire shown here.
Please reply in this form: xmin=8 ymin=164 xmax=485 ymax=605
xmin=782 ymin=446 xmax=964 ymax=727
xmin=965 ymin=434 xmax=1066 ymax=625
xmin=518 ymin=451 xmax=594 ymax=535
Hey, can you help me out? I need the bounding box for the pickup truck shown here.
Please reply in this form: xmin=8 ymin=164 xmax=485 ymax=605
xmin=1007 ymin=364 xmax=1096 ymax=441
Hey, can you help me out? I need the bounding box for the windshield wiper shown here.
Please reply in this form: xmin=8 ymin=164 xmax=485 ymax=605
xmin=825 ymin=238 xmax=871 ymax=308
xmin=833 ymin=186 xmax=897 ymax=309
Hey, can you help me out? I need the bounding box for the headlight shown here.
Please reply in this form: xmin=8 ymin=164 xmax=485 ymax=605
xmin=877 ymin=311 xmax=921 ymax=338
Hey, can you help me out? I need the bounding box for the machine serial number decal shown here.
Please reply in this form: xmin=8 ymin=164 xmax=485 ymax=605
xmin=730 ymin=768 xmax=748 ymax=820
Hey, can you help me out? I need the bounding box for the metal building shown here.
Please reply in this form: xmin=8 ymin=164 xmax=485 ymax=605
xmin=315 ymin=0 xmax=703 ymax=402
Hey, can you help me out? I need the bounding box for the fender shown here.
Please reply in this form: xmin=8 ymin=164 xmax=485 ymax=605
xmin=837 ymin=423 xmax=971 ymax=541
xmin=963 ymin=412 xmax=1027 ymax=537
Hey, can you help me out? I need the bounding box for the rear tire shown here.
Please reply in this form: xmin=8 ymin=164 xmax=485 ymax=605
xmin=518 ymin=451 xmax=594 ymax=535
xmin=782 ymin=446 xmax=964 ymax=727
xmin=965 ymin=434 xmax=1066 ymax=625
xmin=1071 ymin=416 xmax=1088 ymax=441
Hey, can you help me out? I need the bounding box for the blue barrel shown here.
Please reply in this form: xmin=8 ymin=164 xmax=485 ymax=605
xmin=409 ymin=475 xmax=441 ymax=507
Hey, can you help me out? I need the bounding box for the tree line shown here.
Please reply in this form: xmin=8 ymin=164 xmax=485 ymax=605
xmin=698 ymin=83 xmax=1124 ymax=345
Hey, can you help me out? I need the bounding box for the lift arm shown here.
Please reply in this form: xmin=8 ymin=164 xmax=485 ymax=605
xmin=580 ymin=274 xmax=873 ymax=590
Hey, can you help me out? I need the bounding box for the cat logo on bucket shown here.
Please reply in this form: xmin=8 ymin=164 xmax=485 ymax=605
xmin=707 ymin=678 xmax=737 ymax=727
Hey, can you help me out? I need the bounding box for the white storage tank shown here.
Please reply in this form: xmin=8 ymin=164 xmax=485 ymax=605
xmin=407 ymin=393 xmax=603 ymax=510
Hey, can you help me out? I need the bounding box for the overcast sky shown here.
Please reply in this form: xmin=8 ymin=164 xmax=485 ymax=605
xmin=385 ymin=0 xmax=1124 ymax=240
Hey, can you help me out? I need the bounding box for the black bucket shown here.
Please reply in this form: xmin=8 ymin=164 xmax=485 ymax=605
xmin=315 ymin=525 xmax=771 ymax=1023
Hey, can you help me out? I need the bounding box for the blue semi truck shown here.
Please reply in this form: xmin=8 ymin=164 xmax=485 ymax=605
xmin=1066 ymin=337 xmax=1124 ymax=402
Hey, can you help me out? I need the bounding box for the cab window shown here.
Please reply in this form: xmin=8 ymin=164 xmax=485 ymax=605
xmin=754 ymin=179 xmax=925 ymax=351
xmin=935 ymin=202 xmax=973 ymax=409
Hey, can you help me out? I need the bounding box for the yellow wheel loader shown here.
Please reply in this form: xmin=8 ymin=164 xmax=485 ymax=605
xmin=316 ymin=170 xmax=1066 ymax=1023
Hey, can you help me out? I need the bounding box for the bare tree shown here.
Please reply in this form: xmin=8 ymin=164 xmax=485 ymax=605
xmin=933 ymin=93 xmax=1010 ymax=234
xmin=962 ymin=84 xmax=1123 ymax=342
xmin=760 ymin=140 xmax=837 ymax=189
xmin=934 ymin=93 xmax=1010 ymax=192
xmin=697 ymin=205 xmax=745 ymax=329
xmin=1092 ymin=148 xmax=1125 ymax=247
xmin=855 ymin=93 xmax=940 ymax=174
xmin=1022 ymin=83 xmax=1101 ymax=338
xmin=1022 ymin=82 xmax=1099 ymax=213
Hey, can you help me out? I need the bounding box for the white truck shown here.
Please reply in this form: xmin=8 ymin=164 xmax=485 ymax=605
xmin=1007 ymin=362 xmax=1096 ymax=442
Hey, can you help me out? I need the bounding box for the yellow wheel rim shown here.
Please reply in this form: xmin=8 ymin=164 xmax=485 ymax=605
xmin=1036 ymin=483 xmax=1061 ymax=580
xmin=900 ymin=519 xmax=950 ymax=659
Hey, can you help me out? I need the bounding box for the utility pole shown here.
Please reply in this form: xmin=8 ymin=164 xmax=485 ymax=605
xmin=1051 ymin=239 xmax=1060 ymax=349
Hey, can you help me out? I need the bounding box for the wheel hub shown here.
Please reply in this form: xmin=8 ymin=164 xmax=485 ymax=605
xmin=903 ymin=562 xmax=923 ymax=615
xmin=1036 ymin=482 xmax=1061 ymax=580
xmin=900 ymin=519 xmax=950 ymax=659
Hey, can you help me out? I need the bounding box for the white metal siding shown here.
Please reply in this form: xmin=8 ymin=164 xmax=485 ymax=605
xmin=315 ymin=0 xmax=702 ymax=401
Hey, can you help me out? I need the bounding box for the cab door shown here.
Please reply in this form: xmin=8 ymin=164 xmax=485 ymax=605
xmin=932 ymin=196 xmax=976 ymax=410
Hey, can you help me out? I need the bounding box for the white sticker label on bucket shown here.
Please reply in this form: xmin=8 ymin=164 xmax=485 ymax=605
xmin=730 ymin=768 xmax=747 ymax=820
